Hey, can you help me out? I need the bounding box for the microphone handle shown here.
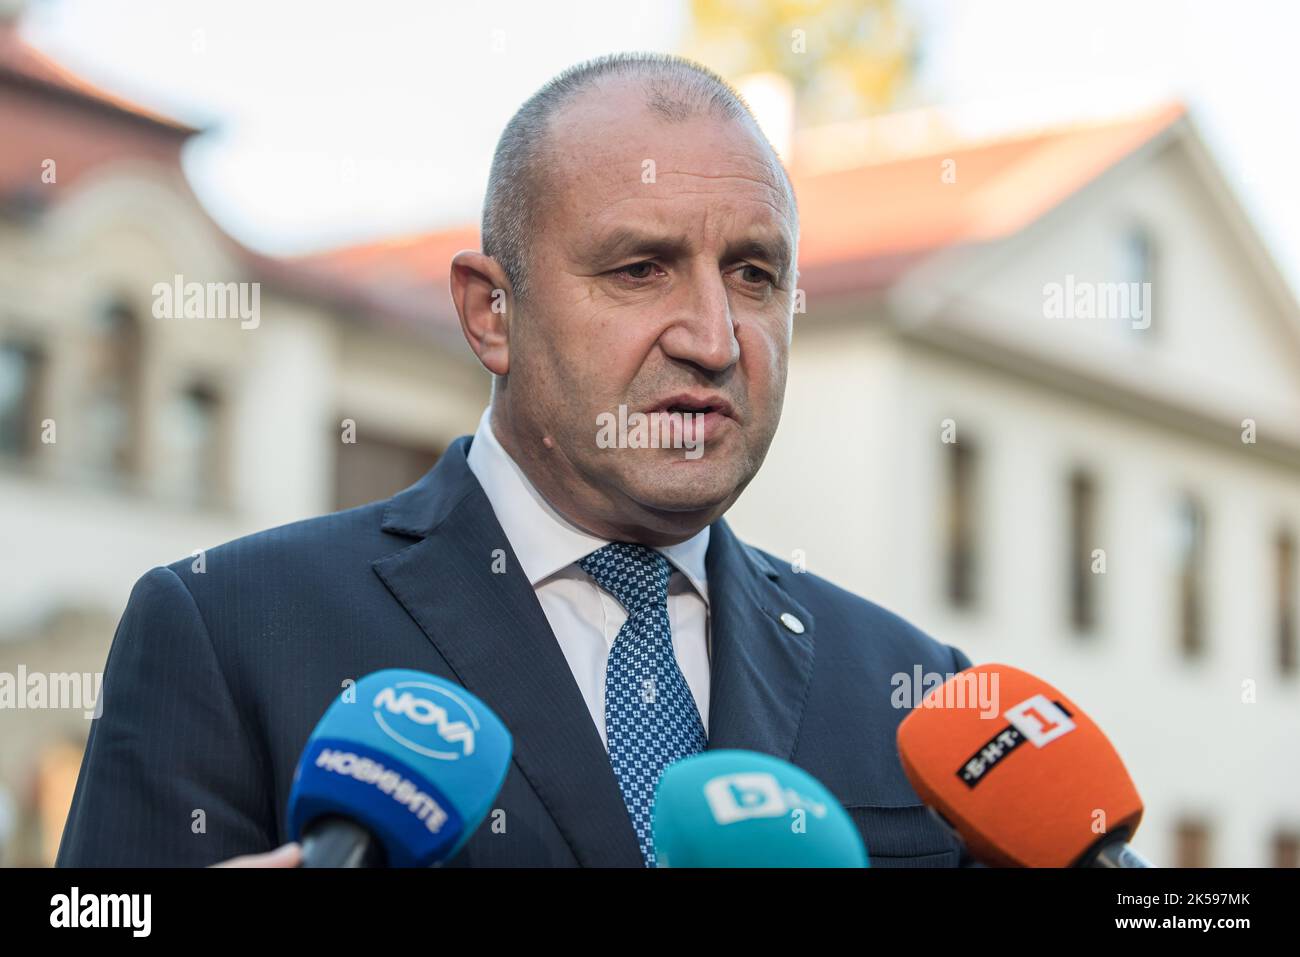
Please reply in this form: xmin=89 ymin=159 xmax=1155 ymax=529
xmin=1088 ymin=838 xmax=1154 ymax=868
xmin=300 ymin=816 xmax=387 ymax=868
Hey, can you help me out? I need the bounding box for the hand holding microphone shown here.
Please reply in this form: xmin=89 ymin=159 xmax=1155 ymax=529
xmin=210 ymin=842 xmax=302 ymax=868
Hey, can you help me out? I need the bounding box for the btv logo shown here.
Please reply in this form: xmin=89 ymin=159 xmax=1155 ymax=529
xmin=703 ymin=772 xmax=827 ymax=825
xmin=372 ymin=682 xmax=478 ymax=760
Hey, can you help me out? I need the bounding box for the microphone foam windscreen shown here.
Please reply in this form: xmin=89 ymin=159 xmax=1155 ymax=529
xmin=896 ymin=663 xmax=1142 ymax=867
xmin=653 ymin=749 xmax=868 ymax=867
xmin=287 ymin=669 xmax=512 ymax=867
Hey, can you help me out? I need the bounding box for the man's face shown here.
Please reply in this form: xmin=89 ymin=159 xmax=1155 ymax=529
xmin=500 ymin=80 xmax=797 ymax=537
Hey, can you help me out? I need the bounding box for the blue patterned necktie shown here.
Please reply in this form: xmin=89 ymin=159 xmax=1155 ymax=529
xmin=578 ymin=542 xmax=708 ymax=866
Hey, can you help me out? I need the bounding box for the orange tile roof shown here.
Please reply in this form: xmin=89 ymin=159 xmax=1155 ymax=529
xmin=795 ymin=102 xmax=1184 ymax=266
xmin=0 ymin=21 xmax=196 ymax=133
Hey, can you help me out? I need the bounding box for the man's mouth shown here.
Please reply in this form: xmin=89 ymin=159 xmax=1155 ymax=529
xmin=637 ymin=394 xmax=738 ymax=451
xmin=647 ymin=394 xmax=737 ymax=421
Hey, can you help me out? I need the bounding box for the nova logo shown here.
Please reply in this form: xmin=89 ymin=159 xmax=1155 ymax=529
xmin=372 ymin=682 xmax=479 ymax=760
xmin=703 ymin=772 xmax=828 ymax=826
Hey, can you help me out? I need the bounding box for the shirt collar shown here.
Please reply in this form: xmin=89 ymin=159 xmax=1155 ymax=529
xmin=465 ymin=405 xmax=710 ymax=602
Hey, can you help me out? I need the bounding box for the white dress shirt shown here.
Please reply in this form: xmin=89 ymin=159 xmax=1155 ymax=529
xmin=465 ymin=406 xmax=711 ymax=749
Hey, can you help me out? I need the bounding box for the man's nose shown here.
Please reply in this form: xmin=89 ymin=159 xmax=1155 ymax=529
xmin=658 ymin=267 xmax=740 ymax=373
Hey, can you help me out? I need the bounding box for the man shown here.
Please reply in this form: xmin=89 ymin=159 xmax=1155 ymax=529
xmin=58 ymin=53 xmax=973 ymax=868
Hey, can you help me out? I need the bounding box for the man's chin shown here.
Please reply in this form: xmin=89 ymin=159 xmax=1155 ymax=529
xmin=619 ymin=460 xmax=743 ymax=518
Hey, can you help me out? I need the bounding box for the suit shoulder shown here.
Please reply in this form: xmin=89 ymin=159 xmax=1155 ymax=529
xmin=746 ymin=544 xmax=969 ymax=671
xmin=160 ymin=498 xmax=392 ymax=581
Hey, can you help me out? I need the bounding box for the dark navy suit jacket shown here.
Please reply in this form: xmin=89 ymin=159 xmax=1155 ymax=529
xmin=57 ymin=434 xmax=974 ymax=867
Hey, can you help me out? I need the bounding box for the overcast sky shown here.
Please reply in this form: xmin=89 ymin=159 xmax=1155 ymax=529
xmin=18 ymin=0 xmax=1300 ymax=300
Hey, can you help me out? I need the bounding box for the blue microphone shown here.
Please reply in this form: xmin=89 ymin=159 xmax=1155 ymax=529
xmin=287 ymin=669 xmax=512 ymax=867
xmin=652 ymin=750 xmax=868 ymax=867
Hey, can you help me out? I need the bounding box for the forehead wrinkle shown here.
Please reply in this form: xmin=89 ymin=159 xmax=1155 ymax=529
xmin=650 ymin=170 xmax=788 ymax=205
xmin=585 ymin=197 xmax=789 ymax=246
xmin=651 ymin=168 xmax=795 ymax=229
xmin=581 ymin=180 xmax=793 ymax=237
xmin=631 ymin=190 xmax=791 ymax=225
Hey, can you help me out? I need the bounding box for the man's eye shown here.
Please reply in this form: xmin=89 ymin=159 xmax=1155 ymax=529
xmin=737 ymin=264 xmax=775 ymax=286
xmin=616 ymin=261 xmax=658 ymax=280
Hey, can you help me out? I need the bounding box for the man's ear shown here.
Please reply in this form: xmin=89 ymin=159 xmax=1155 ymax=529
xmin=450 ymin=250 xmax=512 ymax=376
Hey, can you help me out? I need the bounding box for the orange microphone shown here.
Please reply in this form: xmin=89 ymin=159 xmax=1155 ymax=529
xmin=896 ymin=663 xmax=1152 ymax=867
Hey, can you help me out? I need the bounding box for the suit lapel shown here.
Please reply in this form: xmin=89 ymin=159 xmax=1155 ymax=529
xmin=704 ymin=518 xmax=816 ymax=760
xmin=371 ymin=437 xmax=643 ymax=866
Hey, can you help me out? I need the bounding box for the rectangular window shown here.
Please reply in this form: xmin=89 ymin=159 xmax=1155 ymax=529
xmin=944 ymin=439 xmax=978 ymax=608
xmin=1121 ymin=223 xmax=1158 ymax=335
xmin=334 ymin=431 xmax=442 ymax=511
xmin=1069 ymin=469 xmax=1098 ymax=633
xmin=159 ymin=382 xmax=225 ymax=506
xmin=1277 ymin=530 xmax=1297 ymax=677
xmin=1175 ymin=496 xmax=1207 ymax=658
xmin=84 ymin=300 xmax=142 ymax=480
xmin=0 ymin=341 xmax=45 ymax=458
xmin=1174 ymin=818 xmax=1211 ymax=867
xmin=1273 ymin=830 xmax=1299 ymax=869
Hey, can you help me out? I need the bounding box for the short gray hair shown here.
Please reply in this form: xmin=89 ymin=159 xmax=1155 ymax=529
xmin=481 ymin=52 xmax=795 ymax=304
